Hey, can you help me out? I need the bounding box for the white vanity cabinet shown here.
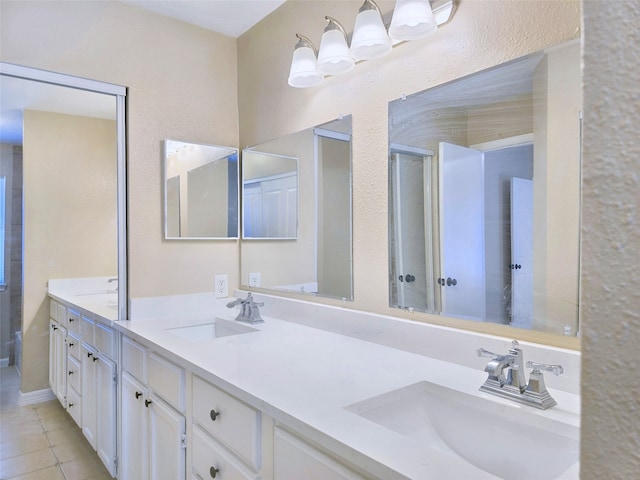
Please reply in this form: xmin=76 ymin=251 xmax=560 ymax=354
xmin=191 ymin=376 xmax=263 ymax=480
xmin=120 ymin=336 xmax=187 ymax=480
xmin=48 ymin=297 xmax=118 ymax=477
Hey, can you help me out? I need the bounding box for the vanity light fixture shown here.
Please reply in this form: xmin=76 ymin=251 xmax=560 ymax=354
xmin=317 ymin=16 xmax=355 ymax=75
xmin=388 ymin=0 xmax=437 ymax=41
xmin=287 ymin=34 xmax=325 ymax=88
xmin=287 ymin=0 xmax=455 ymax=88
xmin=350 ymin=0 xmax=393 ymax=61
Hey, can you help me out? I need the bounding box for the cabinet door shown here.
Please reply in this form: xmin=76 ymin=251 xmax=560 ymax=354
xmin=96 ymin=355 xmax=117 ymax=477
xmin=54 ymin=324 xmax=67 ymax=405
xmin=49 ymin=321 xmax=57 ymax=393
xmin=274 ymin=428 xmax=366 ymax=480
xmin=148 ymin=394 xmax=186 ymax=480
xmin=121 ymin=372 xmax=148 ymax=480
xmin=81 ymin=344 xmax=97 ymax=449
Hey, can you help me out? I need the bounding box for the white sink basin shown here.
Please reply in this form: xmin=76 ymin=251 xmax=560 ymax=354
xmin=346 ymin=381 xmax=579 ymax=480
xmin=166 ymin=318 xmax=258 ymax=341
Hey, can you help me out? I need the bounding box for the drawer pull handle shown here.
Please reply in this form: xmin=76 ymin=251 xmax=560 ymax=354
xmin=135 ymin=391 xmax=142 ymax=399
xmin=68 ymin=370 xmax=74 ymax=376
xmin=69 ymin=317 xmax=74 ymax=322
xmin=209 ymin=466 xmax=219 ymax=478
xmin=209 ymin=409 xmax=220 ymax=421
xmin=87 ymin=352 xmax=93 ymax=358
xmin=68 ymin=342 xmax=74 ymax=347
xmin=68 ymin=403 xmax=74 ymax=408
xmin=145 ymin=399 xmax=152 ymax=408
xmin=93 ymin=356 xmax=99 ymax=363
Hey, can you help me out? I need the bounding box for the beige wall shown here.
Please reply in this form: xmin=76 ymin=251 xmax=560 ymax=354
xmin=22 ymin=110 xmax=117 ymax=392
xmin=581 ymin=2 xmax=640 ymax=478
xmin=1 ymin=0 xmax=239 ymax=392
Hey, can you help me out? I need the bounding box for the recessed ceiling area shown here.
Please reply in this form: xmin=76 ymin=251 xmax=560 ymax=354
xmin=118 ymin=0 xmax=286 ymax=38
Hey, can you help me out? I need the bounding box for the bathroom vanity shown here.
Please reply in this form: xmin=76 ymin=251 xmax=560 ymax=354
xmin=49 ymin=283 xmax=579 ymax=479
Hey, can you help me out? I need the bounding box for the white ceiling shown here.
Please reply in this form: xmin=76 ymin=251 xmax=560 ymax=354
xmin=118 ymin=0 xmax=286 ymax=38
xmin=0 ymin=0 xmax=286 ymax=144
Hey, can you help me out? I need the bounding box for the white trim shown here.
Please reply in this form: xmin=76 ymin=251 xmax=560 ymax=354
xmin=0 ymin=357 xmax=8 ymax=367
xmin=0 ymin=62 xmax=126 ymax=96
xmin=18 ymin=387 xmax=56 ymax=406
xmin=470 ymin=133 xmax=534 ymax=152
xmin=390 ymin=143 xmax=435 ymax=157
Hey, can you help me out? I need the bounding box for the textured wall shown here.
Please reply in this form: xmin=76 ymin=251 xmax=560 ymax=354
xmin=581 ymin=1 xmax=640 ymax=478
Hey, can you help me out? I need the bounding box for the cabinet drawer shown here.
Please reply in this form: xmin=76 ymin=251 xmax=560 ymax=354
xmin=67 ymin=355 xmax=82 ymax=393
xmin=95 ymin=322 xmax=115 ymax=359
xmin=66 ymin=383 xmax=82 ymax=428
xmin=122 ymin=336 xmax=147 ymax=383
xmin=148 ymin=353 xmax=184 ymax=412
xmin=67 ymin=332 xmax=81 ymax=361
xmin=192 ymin=376 xmax=260 ymax=470
xmin=81 ymin=315 xmax=95 ymax=344
xmin=192 ymin=426 xmax=260 ymax=480
xmin=67 ymin=309 xmax=81 ymax=334
xmin=50 ymin=299 xmax=58 ymax=321
xmin=274 ymin=427 xmax=366 ymax=480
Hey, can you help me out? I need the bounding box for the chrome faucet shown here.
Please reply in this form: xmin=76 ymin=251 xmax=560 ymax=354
xmin=226 ymin=292 xmax=264 ymax=324
xmin=477 ymin=340 xmax=563 ymax=409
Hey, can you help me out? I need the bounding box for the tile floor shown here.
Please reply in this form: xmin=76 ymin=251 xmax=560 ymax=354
xmin=0 ymin=366 xmax=112 ymax=479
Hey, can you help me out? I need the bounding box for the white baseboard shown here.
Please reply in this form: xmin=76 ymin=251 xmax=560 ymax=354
xmin=18 ymin=388 xmax=56 ymax=406
xmin=0 ymin=357 xmax=8 ymax=368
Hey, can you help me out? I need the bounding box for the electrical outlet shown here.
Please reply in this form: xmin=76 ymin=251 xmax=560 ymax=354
xmin=214 ymin=274 xmax=228 ymax=298
xmin=249 ymin=272 xmax=261 ymax=287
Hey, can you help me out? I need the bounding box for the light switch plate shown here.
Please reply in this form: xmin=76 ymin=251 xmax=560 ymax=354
xmin=214 ymin=275 xmax=228 ymax=298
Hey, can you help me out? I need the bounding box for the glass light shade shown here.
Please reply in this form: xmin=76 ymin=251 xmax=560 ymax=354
xmin=317 ymin=30 xmax=355 ymax=75
xmin=349 ymin=9 xmax=392 ymax=61
xmin=288 ymin=45 xmax=324 ymax=88
xmin=389 ymin=0 xmax=438 ymax=41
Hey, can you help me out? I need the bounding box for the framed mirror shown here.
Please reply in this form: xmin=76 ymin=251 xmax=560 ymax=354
xmin=241 ymin=115 xmax=353 ymax=300
xmin=0 ymin=63 xmax=127 ymax=321
xmin=242 ymin=152 xmax=298 ymax=239
xmin=388 ymin=40 xmax=581 ymax=336
xmin=164 ymin=140 xmax=239 ymax=239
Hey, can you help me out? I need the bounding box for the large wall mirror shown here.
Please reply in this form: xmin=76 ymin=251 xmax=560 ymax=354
xmin=164 ymin=139 xmax=239 ymax=239
xmin=241 ymin=115 xmax=353 ymax=300
xmin=0 ymin=64 xmax=127 ymax=323
xmin=388 ymin=40 xmax=581 ymax=337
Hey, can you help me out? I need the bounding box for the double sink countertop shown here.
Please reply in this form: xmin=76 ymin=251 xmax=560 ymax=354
xmin=48 ymin=283 xmax=580 ymax=479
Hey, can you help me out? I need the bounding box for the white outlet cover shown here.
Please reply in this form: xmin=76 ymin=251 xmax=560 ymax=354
xmin=249 ymin=272 xmax=261 ymax=287
xmin=215 ymin=274 xmax=228 ymax=298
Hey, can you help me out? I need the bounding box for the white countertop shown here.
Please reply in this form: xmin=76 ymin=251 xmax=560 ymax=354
xmin=113 ymin=304 xmax=581 ymax=480
xmin=48 ymin=277 xmax=119 ymax=322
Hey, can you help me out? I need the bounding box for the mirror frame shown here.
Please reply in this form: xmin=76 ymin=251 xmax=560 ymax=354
xmin=0 ymin=62 xmax=128 ymax=320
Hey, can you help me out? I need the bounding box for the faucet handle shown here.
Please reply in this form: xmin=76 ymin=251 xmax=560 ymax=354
xmin=526 ymin=361 xmax=564 ymax=376
xmin=477 ymin=348 xmax=501 ymax=359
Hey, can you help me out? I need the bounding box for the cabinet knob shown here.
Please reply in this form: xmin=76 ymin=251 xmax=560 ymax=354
xmin=145 ymin=399 xmax=152 ymax=408
xmin=68 ymin=342 xmax=74 ymax=347
xmin=52 ymin=325 xmax=58 ymax=331
xmin=69 ymin=317 xmax=74 ymax=322
xmin=209 ymin=466 xmax=219 ymax=478
xmin=87 ymin=352 xmax=93 ymax=358
xmin=68 ymin=370 xmax=74 ymax=376
xmin=135 ymin=391 xmax=142 ymax=399
xmin=92 ymin=356 xmax=99 ymax=363
xmin=209 ymin=409 xmax=220 ymax=421
xmin=68 ymin=403 xmax=74 ymax=408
